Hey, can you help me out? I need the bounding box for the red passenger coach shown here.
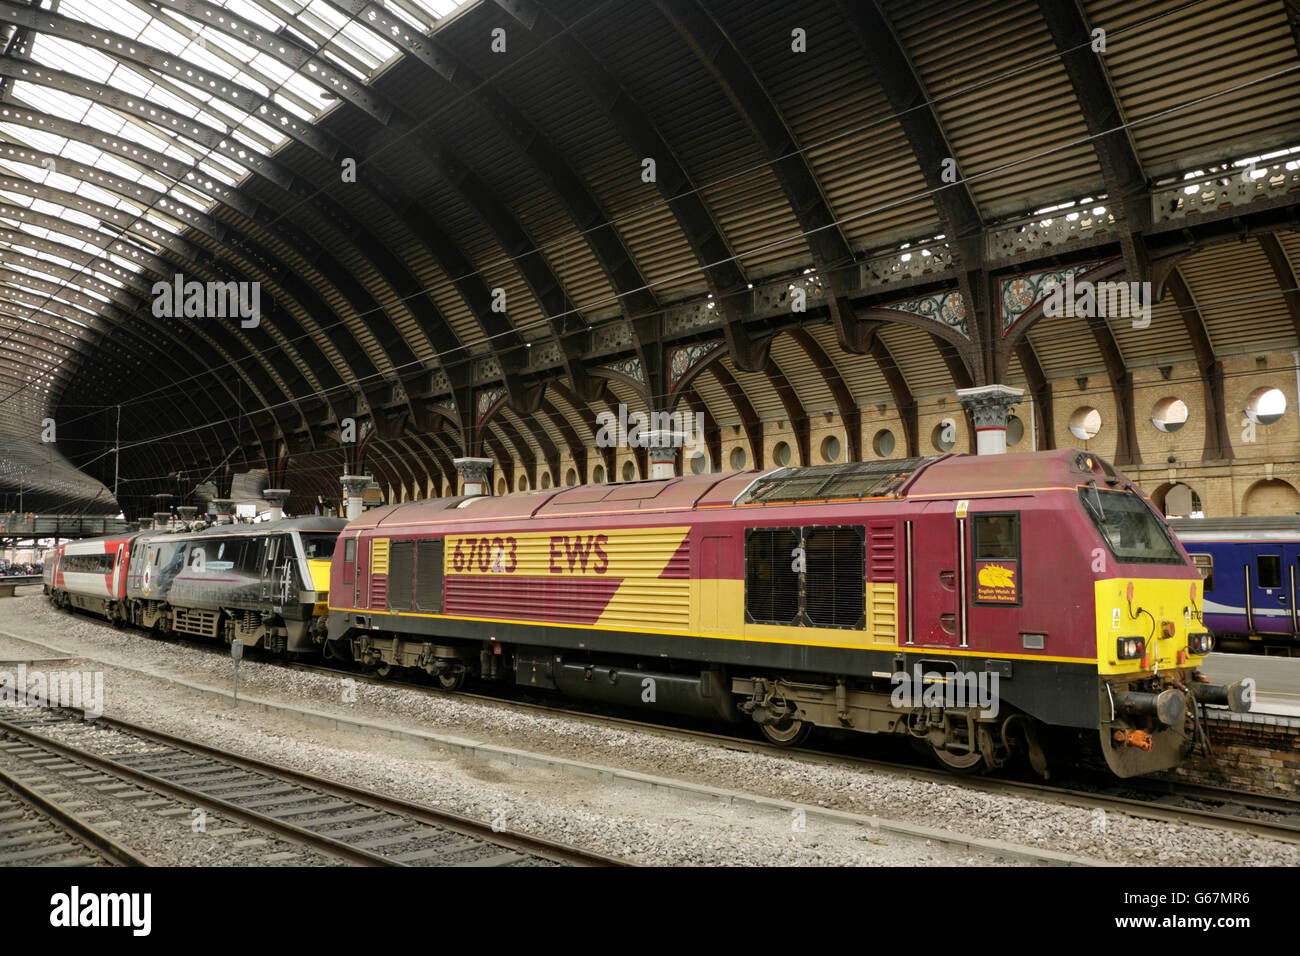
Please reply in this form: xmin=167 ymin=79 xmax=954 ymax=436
xmin=45 ymin=533 xmax=135 ymax=625
xmin=328 ymin=450 xmax=1249 ymax=778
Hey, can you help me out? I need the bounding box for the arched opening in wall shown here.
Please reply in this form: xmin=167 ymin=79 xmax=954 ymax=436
xmin=593 ymin=464 xmax=605 ymax=483
xmin=517 ymin=474 xmax=529 ymax=492
xmin=1152 ymin=397 xmax=1188 ymax=432
xmin=565 ymin=468 xmax=577 ymax=486
xmin=495 ymin=478 xmax=506 ymax=496
xmin=1006 ymin=415 xmax=1025 ymax=448
xmin=1245 ymin=387 xmax=1287 ymax=426
xmin=773 ymin=441 xmax=791 ymax=467
xmin=1153 ymin=482 xmax=1202 ymax=517
xmin=1068 ymin=407 xmax=1102 ymax=442
xmin=540 ymin=471 xmax=552 ymax=489
xmin=872 ymin=429 xmax=894 ymax=458
xmin=689 ymin=451 xmax=708 ymax=474
xmin=930 ymin=420 xmax=956 ymax=453
xmin=621 ymin=460 xmax=636 ymax=482
xmin=1242 ymin=478 xmax=1300 ymax=516
xmin=820 ymin=435 xmax=841 ymax=462
xmin=729 ymin=447 xmax=747 ymax=470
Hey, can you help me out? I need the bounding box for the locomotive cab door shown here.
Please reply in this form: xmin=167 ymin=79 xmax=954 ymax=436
xmin=260 ymin=535 xmax=278 ymax=600
xmin=907 ymin=500 xmax=965 ymax=648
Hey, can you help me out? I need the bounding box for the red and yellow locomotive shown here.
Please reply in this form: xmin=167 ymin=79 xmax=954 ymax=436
xmin=327 ymin=449 xmax=1249 ymax=777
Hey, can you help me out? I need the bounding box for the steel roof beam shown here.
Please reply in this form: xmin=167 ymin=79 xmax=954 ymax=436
xmin=494 ymin=0 xmax=766 ymax=372
xmin=656 ymin=0 xmax=861 ymax=364
xmin=789 ymin=327 xmax=862 ymax=463
xmin=1166 ymin=268 xmax=1232 ymax=462
xmin=1036 ymin=0 xmax=1150 ymax=285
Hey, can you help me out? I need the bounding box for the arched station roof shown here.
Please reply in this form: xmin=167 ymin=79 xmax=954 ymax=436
xmin=0 ymin=0 xmax=1297 ymax=515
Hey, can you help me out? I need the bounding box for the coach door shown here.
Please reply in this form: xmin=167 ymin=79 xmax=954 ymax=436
xmin=1247 ymin=551 xmax=1294 ymax=636
xmin=906 ymin=501 xmax=965 ymax=648
xmin=112 ymin=542 xmax=126 ymax=596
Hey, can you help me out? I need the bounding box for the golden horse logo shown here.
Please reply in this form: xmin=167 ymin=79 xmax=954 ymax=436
xmin=978 ymin=563 xmax=1016 ymax=589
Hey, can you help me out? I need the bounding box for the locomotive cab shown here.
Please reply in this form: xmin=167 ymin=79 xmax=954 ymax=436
xmin=1072 ymin=457 xmax=1250 ymax=776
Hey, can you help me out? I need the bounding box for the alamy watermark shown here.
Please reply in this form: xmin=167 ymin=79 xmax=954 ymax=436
xmin=595 ymin=404 xmax=706 ymax=451
xmin=890 ymin=665 xmax=1000 ymax=719
xmin=0 ymin=664 xmax=104 ymax=718
xmin=151 ymin=273 xmax=261 ymax=328
xmin=1042 ymin=273 xmax=1151 ymax=329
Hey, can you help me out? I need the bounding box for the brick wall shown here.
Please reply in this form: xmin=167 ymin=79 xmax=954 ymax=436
xmin=1168 ymin=712 xmax=1300 ymax=795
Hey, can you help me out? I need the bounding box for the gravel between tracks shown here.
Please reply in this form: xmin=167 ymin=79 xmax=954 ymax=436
xmin=3 ymin=591 xmax=1297 ymax=865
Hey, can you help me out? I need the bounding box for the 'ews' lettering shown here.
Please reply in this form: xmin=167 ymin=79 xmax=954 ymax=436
xmin=549 ymin=534 xmax=609 ymax=574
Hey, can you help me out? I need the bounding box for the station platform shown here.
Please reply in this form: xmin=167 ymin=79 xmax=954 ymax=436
xmin=1202 ymin=652 xmax=1300 ymax=719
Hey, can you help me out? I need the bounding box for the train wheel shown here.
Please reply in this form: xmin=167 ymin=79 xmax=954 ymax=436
xmin=927 ymin=745 xmax=987 ymax=774
xmin=760 ymin=718 xmax=813 ymax=746
xmin=373 ymin=661 xmax=394 ymax=680
xmin=435 ymin=670 xmax=466 ymax=691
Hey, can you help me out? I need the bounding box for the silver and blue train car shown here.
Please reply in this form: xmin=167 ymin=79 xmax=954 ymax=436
xmin=1169 ymin=516 xmax=1300 ymax=651
xmin=126 ymin=517 xmax=346 ymax=653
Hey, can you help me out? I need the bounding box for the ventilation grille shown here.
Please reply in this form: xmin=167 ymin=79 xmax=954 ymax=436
xmin=744 ymin=528 xmax=800 ymax=624
xmin=804 ymin=527 xmax=865 ymax=628
xmin=388 ymin=540 xmax=414 ymax=612
xmin=416 ymin=538 xmax=444 ymax=613
xmin=866 ymin=521 xmax=897 ymax=581
xmin=738 ymin=458 xmax=939 ymax=505
xmin=370 ymin=539 xmax=389 ymax=574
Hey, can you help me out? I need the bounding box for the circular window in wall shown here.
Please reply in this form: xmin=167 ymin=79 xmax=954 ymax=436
xmin=541 ymin=471 xmax=552 ymax=489
xmin=495 ymin=478 xmax=506 ymax=496
xmin=931 ymin=419 xmax=957 ymax=452
xmin=517 ymin=475 xmax=528 ymax=492
xmin=689 ymin=451 xmax=707 ymax=474
xmin=1151 ymin=397 xmax=1188 ymax=433
xmin=593 ymin=464 xmax=605 ymax=483
xmin=565 ymin=468 xmax=577 ymax=486
xmin=1068 ymin=406 xmax=1102 ymax=441
xmin=1245 ymin=386 xmax=1286 ymax=425
xmin=773 ymin=441 xmax=791 ymax=466
xmin=821 ymin=435 xmax=841 ymax=462
xmin=1006 ymin=414 xmax=1025 ymax=447
xmin=622 ymin=460 xmax=636 ymax=482
xmin=872 ymin=429 xmax=894 ymax=457
xmin=729 ymin=447 xmax=747 ymax=470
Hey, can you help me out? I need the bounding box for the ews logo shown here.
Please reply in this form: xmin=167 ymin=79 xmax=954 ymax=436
xmin=548 ymin=534 xmax=609 ymax=575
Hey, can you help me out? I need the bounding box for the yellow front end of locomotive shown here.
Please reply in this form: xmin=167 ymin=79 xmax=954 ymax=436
xmin=308 ymin=558 xmax=331 ymax=616
xmin=1093 ymin=576 xmax=1210 ymax=676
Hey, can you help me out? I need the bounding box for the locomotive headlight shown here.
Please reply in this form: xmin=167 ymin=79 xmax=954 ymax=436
xmin=1188 ymin=632 xmax=1213 ymax=655
xmin=1116 ymin=636 xmax=1145 ymax=660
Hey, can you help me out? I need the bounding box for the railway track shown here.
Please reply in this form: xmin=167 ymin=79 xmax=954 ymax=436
xmin=288 ymin=659 xmax=1300 ymax=844
xmin=0 ymin=763 xmax=152 ymax=866
xmin=7 ymin=617 xmax=1299 ymax=851
xmin=0 ymin=703 xmax=625 ymax=867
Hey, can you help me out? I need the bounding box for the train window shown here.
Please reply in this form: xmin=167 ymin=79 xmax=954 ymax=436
xmin=973 ymin=514 xmax=1019 ymax=561
xmin=1257 ymin=555 xmax=1282 ymax=589
xmin=388 ymin=540 xmax=415 ymax=611
xmin=803 ymin=527 xmax=866 ymax=628
xmin=342 ymin=537 xmax=355 ymax=585
xmin=301 ymin=534 xmax=338 ymax=559
xmin=745 ymin=528 xmax=801 ymax=625
xmin=1190 ymin=553 xmax=1214 ymax=591
xmin=416 ymin=538 xmax=444 ymax=612
xmin=235 ymin=539 xmax=261 ymax=573
xmin=1078 ymin=488 xmax=1181 ymax=564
